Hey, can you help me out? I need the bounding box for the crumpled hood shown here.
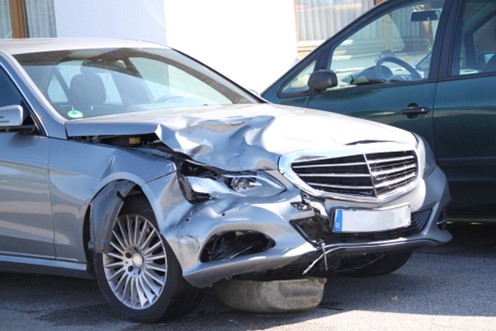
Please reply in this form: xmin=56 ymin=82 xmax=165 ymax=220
xmin=65 ymin=104 xmax=417 ymax=171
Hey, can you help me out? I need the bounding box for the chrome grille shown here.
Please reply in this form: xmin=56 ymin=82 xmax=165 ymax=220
xmin=291 ymin=151 xmax=417 ymax=199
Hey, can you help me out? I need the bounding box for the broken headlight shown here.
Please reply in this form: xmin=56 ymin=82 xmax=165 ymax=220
xmin=184 ymin=172 xmax=285 ymax=199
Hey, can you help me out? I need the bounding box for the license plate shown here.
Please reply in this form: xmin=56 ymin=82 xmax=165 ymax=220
xmin=333 ymin=205 xmax=411 ymax=233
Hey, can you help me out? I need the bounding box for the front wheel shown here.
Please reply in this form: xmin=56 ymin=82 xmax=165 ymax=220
xmin=93 ymin=196 xmax=203 ymax=323
xmin=339 ymin=252 xmax=412 ymax=278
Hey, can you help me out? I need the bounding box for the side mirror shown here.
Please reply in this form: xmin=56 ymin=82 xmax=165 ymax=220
xmin=308 ymin=70 xmax=338 ymax=92
xmin=0 ymin=105 xmax=24 ymax=127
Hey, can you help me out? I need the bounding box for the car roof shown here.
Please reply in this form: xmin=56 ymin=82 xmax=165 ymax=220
xmin=0 ymin=38 xmax=168 ymax=55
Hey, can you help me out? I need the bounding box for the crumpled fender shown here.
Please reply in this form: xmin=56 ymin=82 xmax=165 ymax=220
xmin=89 ymin=180 xmax=135 ymax=253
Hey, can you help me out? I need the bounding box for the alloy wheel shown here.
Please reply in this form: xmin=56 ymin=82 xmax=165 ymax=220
xmin=103 ymin=214 xmax=168 ymax=310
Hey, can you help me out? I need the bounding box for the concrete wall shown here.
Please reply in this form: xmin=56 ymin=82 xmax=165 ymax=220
xmin=54 ymin=0 xmax=297 ymax=92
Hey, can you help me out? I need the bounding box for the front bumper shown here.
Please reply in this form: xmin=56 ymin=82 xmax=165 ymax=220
xmin=152 ymin=165 xmax=450 ymax=288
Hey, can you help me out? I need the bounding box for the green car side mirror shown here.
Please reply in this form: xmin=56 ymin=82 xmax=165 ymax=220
xmin=308 ymin=69 xmax=338 ymax=93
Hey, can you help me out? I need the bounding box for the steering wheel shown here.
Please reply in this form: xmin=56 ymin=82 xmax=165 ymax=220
xmin=375 ymin=56 xmax=422 ymax=81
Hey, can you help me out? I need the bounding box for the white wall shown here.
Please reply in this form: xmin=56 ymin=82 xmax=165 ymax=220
xmin=163 ymin=0 xmax=298 ymax=92
xmin=54 ymin=0 xmax=168 ymax=44
xmin=54 ymin=0 xmax=297 ymax=92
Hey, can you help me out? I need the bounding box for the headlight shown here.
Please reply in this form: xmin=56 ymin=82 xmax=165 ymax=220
xmin=184 ymin=172 xmax=285 ymax=199
xmin=415 ymin=135 xmax=436 ymax=179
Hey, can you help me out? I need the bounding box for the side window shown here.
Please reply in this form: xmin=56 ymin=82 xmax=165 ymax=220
xmin=280 ymin=60 xmax=316 ymax=95
xmin=0 ymin=67 xmax=23 ymax=108
xmin=329 ymin=0 xmax=444 ymax=89
xmin=451 ymin=0 xmax=496 ymax=76
xmin=0 ymin=67 xmax=37 ymax=129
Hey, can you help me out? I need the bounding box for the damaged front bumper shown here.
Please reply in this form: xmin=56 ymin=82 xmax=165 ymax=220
xmin=149 ymin=164 xmax=451 ymax=288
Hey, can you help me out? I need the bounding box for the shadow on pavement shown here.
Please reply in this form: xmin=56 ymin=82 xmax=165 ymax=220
xmin=0 ymin=223 xmax=494 ymax=330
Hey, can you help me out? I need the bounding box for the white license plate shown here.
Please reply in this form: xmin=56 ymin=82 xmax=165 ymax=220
xmin=333 ymin=205 xmax=411 ymax=233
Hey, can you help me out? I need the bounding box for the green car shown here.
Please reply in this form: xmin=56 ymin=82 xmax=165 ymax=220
xmin=263 ymin=0 xmax=496 ymax=221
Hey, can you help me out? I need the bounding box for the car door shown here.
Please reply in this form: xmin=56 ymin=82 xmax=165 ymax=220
xmin=0 ymin=66 xmax=54 ymax=258
xmin=264 ymin=0 xmax=453 ymax=150
xmin=433 ymin=0 xmax=496 ymax=213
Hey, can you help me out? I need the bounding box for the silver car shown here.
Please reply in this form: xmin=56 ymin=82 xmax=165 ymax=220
xmin=0 ymin=39 xmax=450 ymax=322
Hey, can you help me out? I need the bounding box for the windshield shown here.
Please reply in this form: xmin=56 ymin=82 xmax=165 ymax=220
xmin=14 ymin=47 xmax=258 ymax=120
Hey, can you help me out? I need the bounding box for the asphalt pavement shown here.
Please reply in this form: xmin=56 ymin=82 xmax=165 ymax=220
xmin=0 ymin=222 xmax=495 ymax=331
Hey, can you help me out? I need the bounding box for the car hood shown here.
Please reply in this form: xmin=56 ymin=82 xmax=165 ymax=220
xmin=65 ymin=104 xmax=416 ymax=171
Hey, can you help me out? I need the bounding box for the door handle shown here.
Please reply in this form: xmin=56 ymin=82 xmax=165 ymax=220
xmin=401 ymin=106 xmax=430 ymax=115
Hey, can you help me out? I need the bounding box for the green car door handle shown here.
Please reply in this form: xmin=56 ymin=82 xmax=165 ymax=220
xmin=401 ymin=106 xmax=430 ymax=115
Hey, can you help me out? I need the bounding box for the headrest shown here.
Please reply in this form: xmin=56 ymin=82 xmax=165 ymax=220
xmin=69 ymin=73 xmax=106 ymax=107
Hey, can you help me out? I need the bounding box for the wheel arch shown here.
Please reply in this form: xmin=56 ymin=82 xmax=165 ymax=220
xmin=84 ymin=179 xmax=149 ymax=271
xmin=86 ymin=179 xmax=204 ymax=322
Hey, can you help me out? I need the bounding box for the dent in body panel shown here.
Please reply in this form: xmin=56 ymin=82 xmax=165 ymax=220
xmin=146 ymin=175 xmax=318 ymax=287
xmin=65 ymin=104 xmax=417 ymax=172
xmin=169 ymin=165 xmax=450 ymax=288
xmin=48 ymin=138 xmax=175 ymax=262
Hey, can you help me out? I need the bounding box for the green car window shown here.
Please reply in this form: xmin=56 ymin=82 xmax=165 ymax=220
xmin=328 ymin=0 xmax=444 ymax=89
xmin=280 ymin=60 xmax=316 ymax=95
xmin=451 ymin=0 xmax=496 ymax=76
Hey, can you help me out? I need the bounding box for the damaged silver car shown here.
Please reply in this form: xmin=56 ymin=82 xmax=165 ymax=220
xmin=0 ymin=39 xmax=450 ymax=322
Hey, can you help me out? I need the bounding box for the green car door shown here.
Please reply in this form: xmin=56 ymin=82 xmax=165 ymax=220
xmin=433 ymin=0 xmax=496 ymax=217
xmin=264 ymin=0 xmax=451 ymax=150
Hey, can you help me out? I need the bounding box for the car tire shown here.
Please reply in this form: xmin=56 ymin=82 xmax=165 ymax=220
xmin=339 ymin=252 xmax=412 ymax=278
xmin=93 ymin=195 xmax=203 ymax=323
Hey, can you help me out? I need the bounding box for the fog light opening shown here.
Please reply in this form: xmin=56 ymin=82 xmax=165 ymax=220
xmin=201 ymin=231 xmax=275 ymax=262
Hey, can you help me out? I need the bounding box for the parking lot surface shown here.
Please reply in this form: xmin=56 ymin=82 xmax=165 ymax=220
xmin=1 ymin=223 xmax=495 ymax=331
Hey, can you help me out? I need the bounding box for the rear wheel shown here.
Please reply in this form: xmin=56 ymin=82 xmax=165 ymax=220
xmin=339 ymin=252 xmax=412 ymax=278
xmin=93 ymin=196 xmax=203 ymax=323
